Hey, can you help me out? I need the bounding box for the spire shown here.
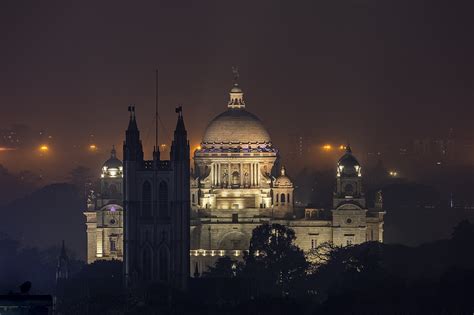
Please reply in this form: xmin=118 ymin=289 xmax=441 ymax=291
xmin=127 ymin=105 xmax=138 ymax=131
xmin=174 ymin=106 xmax=185 ymax=133
xmin=110 ymin=145 xmax=116 ymax=159
xmin=124 ymin=105 xmax=144 ymax=162
xmin=56 ymin=240 xmax=69 ymax=282
xmin=228 ymin=66 xmax=245 ymax=109
xmin=171 ymin=106 xmax=189 ymax=161
xmin=60 ymin=240 xmax=67 ymax=258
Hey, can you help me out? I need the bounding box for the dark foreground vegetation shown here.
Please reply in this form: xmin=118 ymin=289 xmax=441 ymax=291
xmin=2 ymin=221 xmax=474 ymax=314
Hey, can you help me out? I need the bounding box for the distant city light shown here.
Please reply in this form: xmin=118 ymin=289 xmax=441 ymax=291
xmin=389 ymin=171 xmax=398 ymax=177
xmin=160 ymin=144 xmax=167 ymax=152
xmin=89 ymin=144 xmax=97 ymax=151
xmin=339 ymin=145 xmax=346 ymax=150
xmin=0 ymin=147 xmax=16 ymax=151
xmin=39 ymin=145 xmax=49 ymax=152
xmin=322 ymin=144 xmax=332 ymax=151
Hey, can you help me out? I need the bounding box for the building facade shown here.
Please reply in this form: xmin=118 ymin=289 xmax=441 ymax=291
xmin=84 ymin=77 xmax=385 ymax=281
xmin=84 ymin=147 xmax=124 ymax=264
xmin=123 ymin=106 xmax=190 ymax=290
xmin=190 ymin=79 xmax=385 ymax=275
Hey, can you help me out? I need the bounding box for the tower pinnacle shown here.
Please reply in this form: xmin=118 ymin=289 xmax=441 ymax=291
xmin=228 ymin=67 xmax=245 ymax=109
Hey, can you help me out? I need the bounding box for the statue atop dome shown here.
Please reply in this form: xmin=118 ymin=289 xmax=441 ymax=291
xmin=228 ymin=67 xmax=245 ymax=109
xmin=232 ymin=66 xmax=239 ymax=83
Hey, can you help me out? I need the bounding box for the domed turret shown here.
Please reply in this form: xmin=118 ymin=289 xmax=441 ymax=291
xmin=337 ymin=145 xmax=361 ymax=177
xmin=101 ymin=146 xmax=123 ymax=178
xmin=274 ymin=166 xmax=293 ymax=187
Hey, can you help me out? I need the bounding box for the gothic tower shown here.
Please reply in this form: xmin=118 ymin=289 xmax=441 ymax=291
xmin=123 ymin=106 xmax=190 ymax=290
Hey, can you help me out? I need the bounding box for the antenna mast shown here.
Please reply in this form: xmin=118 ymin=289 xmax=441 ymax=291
xmin=155 ymin=69 xmax=158 ymax=151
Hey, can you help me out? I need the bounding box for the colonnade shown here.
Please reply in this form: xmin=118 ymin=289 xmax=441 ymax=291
xmin=211 ymin=162 xmax=260 ymax=187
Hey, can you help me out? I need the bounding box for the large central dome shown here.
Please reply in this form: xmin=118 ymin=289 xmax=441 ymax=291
xmin=202 ymin=109 xmax=271 ymax=147
xmin=201 ymin=82 xmax=272 ymax=149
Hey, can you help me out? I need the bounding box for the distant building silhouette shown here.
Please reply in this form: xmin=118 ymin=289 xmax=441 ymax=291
xmin=54 ymin=240 xmax=69 ymax=314
xmin=56 ymin=240 xmax=69 ymax=282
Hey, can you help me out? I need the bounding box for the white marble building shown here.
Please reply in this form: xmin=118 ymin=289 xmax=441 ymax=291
xmin=189 ymin=78 xmax=385 ymax=275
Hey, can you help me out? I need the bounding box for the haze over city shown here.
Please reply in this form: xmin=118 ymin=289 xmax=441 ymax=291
xmin=1 ymin=1 xmax=473 ymax=183
xmin=1 ymin=1 xmax=474 ymax=314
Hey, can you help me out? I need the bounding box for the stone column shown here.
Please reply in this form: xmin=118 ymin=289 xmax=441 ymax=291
xmin=256 ymin=163 xmax=259 ymax=186
xmin=212 ymin=163 xmax=215 ymax=186
xmin=240 ymin=163 xmax=243 ymax=186
xmin=97 ymin=227 xmax=104 ymax=258
xmin=228 ymin=162 xmax=231 ymax=187
xmin=251 ymin=163 xmax=254 ymax=186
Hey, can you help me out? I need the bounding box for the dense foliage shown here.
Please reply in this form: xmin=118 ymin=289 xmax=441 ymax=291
xmin=3 ymin=221 xmax=474 ymax=314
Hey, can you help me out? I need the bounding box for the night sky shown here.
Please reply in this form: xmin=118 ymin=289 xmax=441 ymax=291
xmin=1 ymin=0 xmax=474 ymax=181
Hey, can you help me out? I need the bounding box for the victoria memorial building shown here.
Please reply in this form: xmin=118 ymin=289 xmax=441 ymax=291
xmin=84 ymin=76 xmax=385 ymax=278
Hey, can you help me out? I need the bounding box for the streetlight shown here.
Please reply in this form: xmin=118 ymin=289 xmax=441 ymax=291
xmin=389 ymin=171 xmax=398 ymax=177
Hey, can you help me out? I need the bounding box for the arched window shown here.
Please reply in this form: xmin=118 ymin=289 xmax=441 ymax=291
xmin=142 ymin=181 xmax=152 ymax=217
xmin=159 ymin=246 xmax=169 ymax=282
xmin=344 ymin=183 xmax=354 ymax=194
xmin=287 ymin=193 xmax=290 ymax=204
xmin=232 ymin=171 xmax=240 ymax=187
xmin=192 ymin=193 xmax=195 ymax=204
xmin=109 ymin=184 xmax=118 ymax=195
xmin=281 ymin=194 xmax=286 ymax=203
xmin=142 ymin=247 xmax=152 ymax=280
xmin=159 ymin=181 xmax=168 ymax=218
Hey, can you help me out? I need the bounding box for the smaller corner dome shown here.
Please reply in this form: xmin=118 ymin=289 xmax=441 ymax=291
xmin=274 ymin=166 xmax=293 ymax=187
xmin=104 ymin=157 xmax=123 ymax=169
xmin=337 ymin=145 xmax=361 ymax=176
xmin=103 ymin=146 xmax=123 ymax=169
xmin=230 ymin=84 xmax=243 ymax=93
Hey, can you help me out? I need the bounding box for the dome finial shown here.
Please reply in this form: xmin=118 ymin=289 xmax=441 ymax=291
xmin=228 ymin=66 xmax=245 ymax=109
xmin=345 ymin=143 xmax=352 ymax=153
xmin=232 ymin=66 xmax=239 ymax=86
xmin=281 ymin=165 xmax=286 ymax=176
xmin=111 ymin=145 xmax=116 ymax=158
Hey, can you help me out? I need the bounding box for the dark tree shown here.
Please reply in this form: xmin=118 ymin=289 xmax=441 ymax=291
xmin=242 ymin=223 xmax=307 ymax=297
xmin=202 ymin=256 xmax=241 ymax=278
xmin=19 ymin=281 xmax=31 ymax=294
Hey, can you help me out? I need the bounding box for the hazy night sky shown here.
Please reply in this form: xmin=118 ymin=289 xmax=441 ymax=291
xmin=1 ymin=0 xmax=474 ymax=181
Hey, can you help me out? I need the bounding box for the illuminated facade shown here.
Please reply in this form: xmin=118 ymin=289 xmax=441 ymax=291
xmin=84 ymin=147 xmax=124 ymax=264
xmin=190 ymin=79 xmax=385 ymax=275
